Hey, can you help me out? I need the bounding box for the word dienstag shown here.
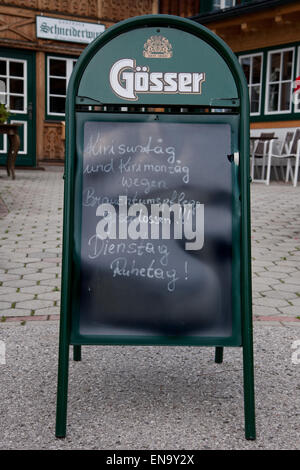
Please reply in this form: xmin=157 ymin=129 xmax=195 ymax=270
xmin=96 ymin=196 xmax=204 ymax=250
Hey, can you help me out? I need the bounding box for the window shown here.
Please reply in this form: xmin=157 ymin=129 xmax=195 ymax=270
xmin=213 ymin=0 xmax=236 ymax=10
xmin=0 ymin=58 xmax=26 ymax=113
xmin=239 ymin=53 xmax=263 ymax=115
xmin=294 ymin=46 xmax=300 ymax=112
xmin=265 ymin=48 xmax=294 ymax=114
xmin=47 ymin=56 xmax=77 ymax=116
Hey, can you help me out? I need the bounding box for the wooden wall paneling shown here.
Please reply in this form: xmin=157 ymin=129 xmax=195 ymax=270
xmin=38 ymin=0 xmax=98 ymax=18
xmin=159 ymin=0 xmax=199 ymax=17
xmin=98 ymin=0 xmax=156 ymax=22
xmin=205 ymin=4 xmax=300 ymax=52
xmin=1 ymin=1 xmax=37 ymax=7
xmin=43 ymin=122 xmax=65 ymax=161
xmin=0 ymin=7 xmax=35 ymax=44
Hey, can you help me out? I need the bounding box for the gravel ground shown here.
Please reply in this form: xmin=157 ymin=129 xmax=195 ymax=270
xmin=0 ymin=320 xmax=299 ymax=450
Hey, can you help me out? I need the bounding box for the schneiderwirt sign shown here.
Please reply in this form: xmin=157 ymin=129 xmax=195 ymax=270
xmin=36 ymin=16 xmax=105 ymax=44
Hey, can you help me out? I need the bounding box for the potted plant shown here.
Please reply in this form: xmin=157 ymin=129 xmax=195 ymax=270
xmin=0 ymin=103 xmax=10 ymax=124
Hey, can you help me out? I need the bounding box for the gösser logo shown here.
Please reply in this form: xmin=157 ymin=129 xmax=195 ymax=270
xmin=109 ymin=58 xmax=206 ymax=101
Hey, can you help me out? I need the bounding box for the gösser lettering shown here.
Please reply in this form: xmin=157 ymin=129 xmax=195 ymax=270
xmin=109 ymin=58 xmax=205 ymax=101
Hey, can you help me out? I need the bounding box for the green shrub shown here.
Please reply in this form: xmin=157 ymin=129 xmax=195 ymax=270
xmin=0 ymin=104 xmax=10 ymax=123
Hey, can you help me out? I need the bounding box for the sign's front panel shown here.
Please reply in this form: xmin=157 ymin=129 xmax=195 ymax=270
xmin=77 ymin=26 xmax=238 ymax=106
xmin=71 ymin=114 xmax=241 ymax=346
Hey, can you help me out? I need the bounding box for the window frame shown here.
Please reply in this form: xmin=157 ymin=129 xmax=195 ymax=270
xmin=239 ymin=52 xmax=263 ymax=116
xmin=236 ymin=42 xmax=300 ymax=122
xmin=213 ymin=0 xmax=236 ymax=9
xmin=0 ymin=57 xmax=27 ymax=114
xmin=46 ymin=55 xmax=77 ymax=119
xmin=264 ymin=46 xmax=295 ymax=116
xmin=294 ymin=46 xmax=300 ymax=113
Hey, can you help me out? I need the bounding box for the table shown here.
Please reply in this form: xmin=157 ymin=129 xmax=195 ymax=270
xmin=0 ymin=123 xmax=21 ymax=180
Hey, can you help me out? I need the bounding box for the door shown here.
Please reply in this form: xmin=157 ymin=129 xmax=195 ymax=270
xmin=0 ymin=49 xmax=35 ymax=167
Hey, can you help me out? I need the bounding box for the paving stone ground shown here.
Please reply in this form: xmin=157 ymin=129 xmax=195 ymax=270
xmin=0 ymin=167 xmax=300 ymax=324
xmin=0 ymin=168 xmax=300 ymax=450
xmin=0 ymin=168 xmax=63 ymax=321
xmin=251 ymin=181 xmax=300 ymax=323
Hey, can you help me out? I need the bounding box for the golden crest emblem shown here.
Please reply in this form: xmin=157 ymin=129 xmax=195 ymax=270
xmin=143 ymin=36 xmax=173 ymax=59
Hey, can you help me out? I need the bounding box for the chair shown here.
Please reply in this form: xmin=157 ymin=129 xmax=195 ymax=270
xmin=266 ymin=129 xmax=300 ymax=187
xmin=285 ymin=128 xmax=300 ymax=187
xmin=251 ymin=132 xmax=275 ymax=182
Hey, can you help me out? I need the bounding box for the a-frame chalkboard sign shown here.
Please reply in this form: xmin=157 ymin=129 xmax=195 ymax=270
xmin=56 ymin=14 xmax=256 ymax=440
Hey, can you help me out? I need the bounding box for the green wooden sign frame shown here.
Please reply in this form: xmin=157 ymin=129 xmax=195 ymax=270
xmin=56 ymin=14 xmax=255 ymax=440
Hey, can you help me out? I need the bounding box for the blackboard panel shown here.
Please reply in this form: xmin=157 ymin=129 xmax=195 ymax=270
xmin=74 ymin=118 xmax=238 ymax=342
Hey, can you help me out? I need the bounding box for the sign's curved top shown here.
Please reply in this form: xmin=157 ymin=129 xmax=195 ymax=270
xmin=72 ymin=15 xmax=246 ymax=108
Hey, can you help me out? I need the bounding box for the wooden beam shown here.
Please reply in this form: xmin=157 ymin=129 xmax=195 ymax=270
xmin=204 ymin=2 xmax=300 ymax=31
xmin=241 ymin=22 xmax=257 ymax=33
xmin=35 ymin=51 xmax=45 ymax=164
xmin=274 ymin=14 xmax=292 ymax=25
xmin=251 ymin=121 xmax=300 ymax=129
xmin=152 ymin=0 xmax=159 ymax=14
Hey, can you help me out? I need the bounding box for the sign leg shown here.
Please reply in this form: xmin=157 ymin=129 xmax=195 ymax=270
xmin=55 ymin=340 xmax=69 ymax=438
xmin=73 ymin=345 xmax=81 ymax=361
xmin=242 ymin=339 xmax=256 ymax=440
xmin=215 ymin=347 xmax=223 ymax=363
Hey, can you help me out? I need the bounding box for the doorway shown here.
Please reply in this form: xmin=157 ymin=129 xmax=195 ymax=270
xmin=0 ymin=49 xmax=35 ymax=167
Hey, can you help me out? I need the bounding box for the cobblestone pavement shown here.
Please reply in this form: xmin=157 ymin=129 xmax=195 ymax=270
xmin=251 ymin=182 xmax=300 ymax=323
xmin=0 ymin=168 xmax=63 ymax=321
xmin=0 ymin=167 xmax=299 ymax=324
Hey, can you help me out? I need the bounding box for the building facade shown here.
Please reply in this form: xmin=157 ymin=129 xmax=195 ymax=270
xmin=192 ymin=0 xmax=300 ymax=137
xmin=1 ymin=0 xmax=299 ymax=166
xmin=0 ymin=0 xmax=159 ymax=166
